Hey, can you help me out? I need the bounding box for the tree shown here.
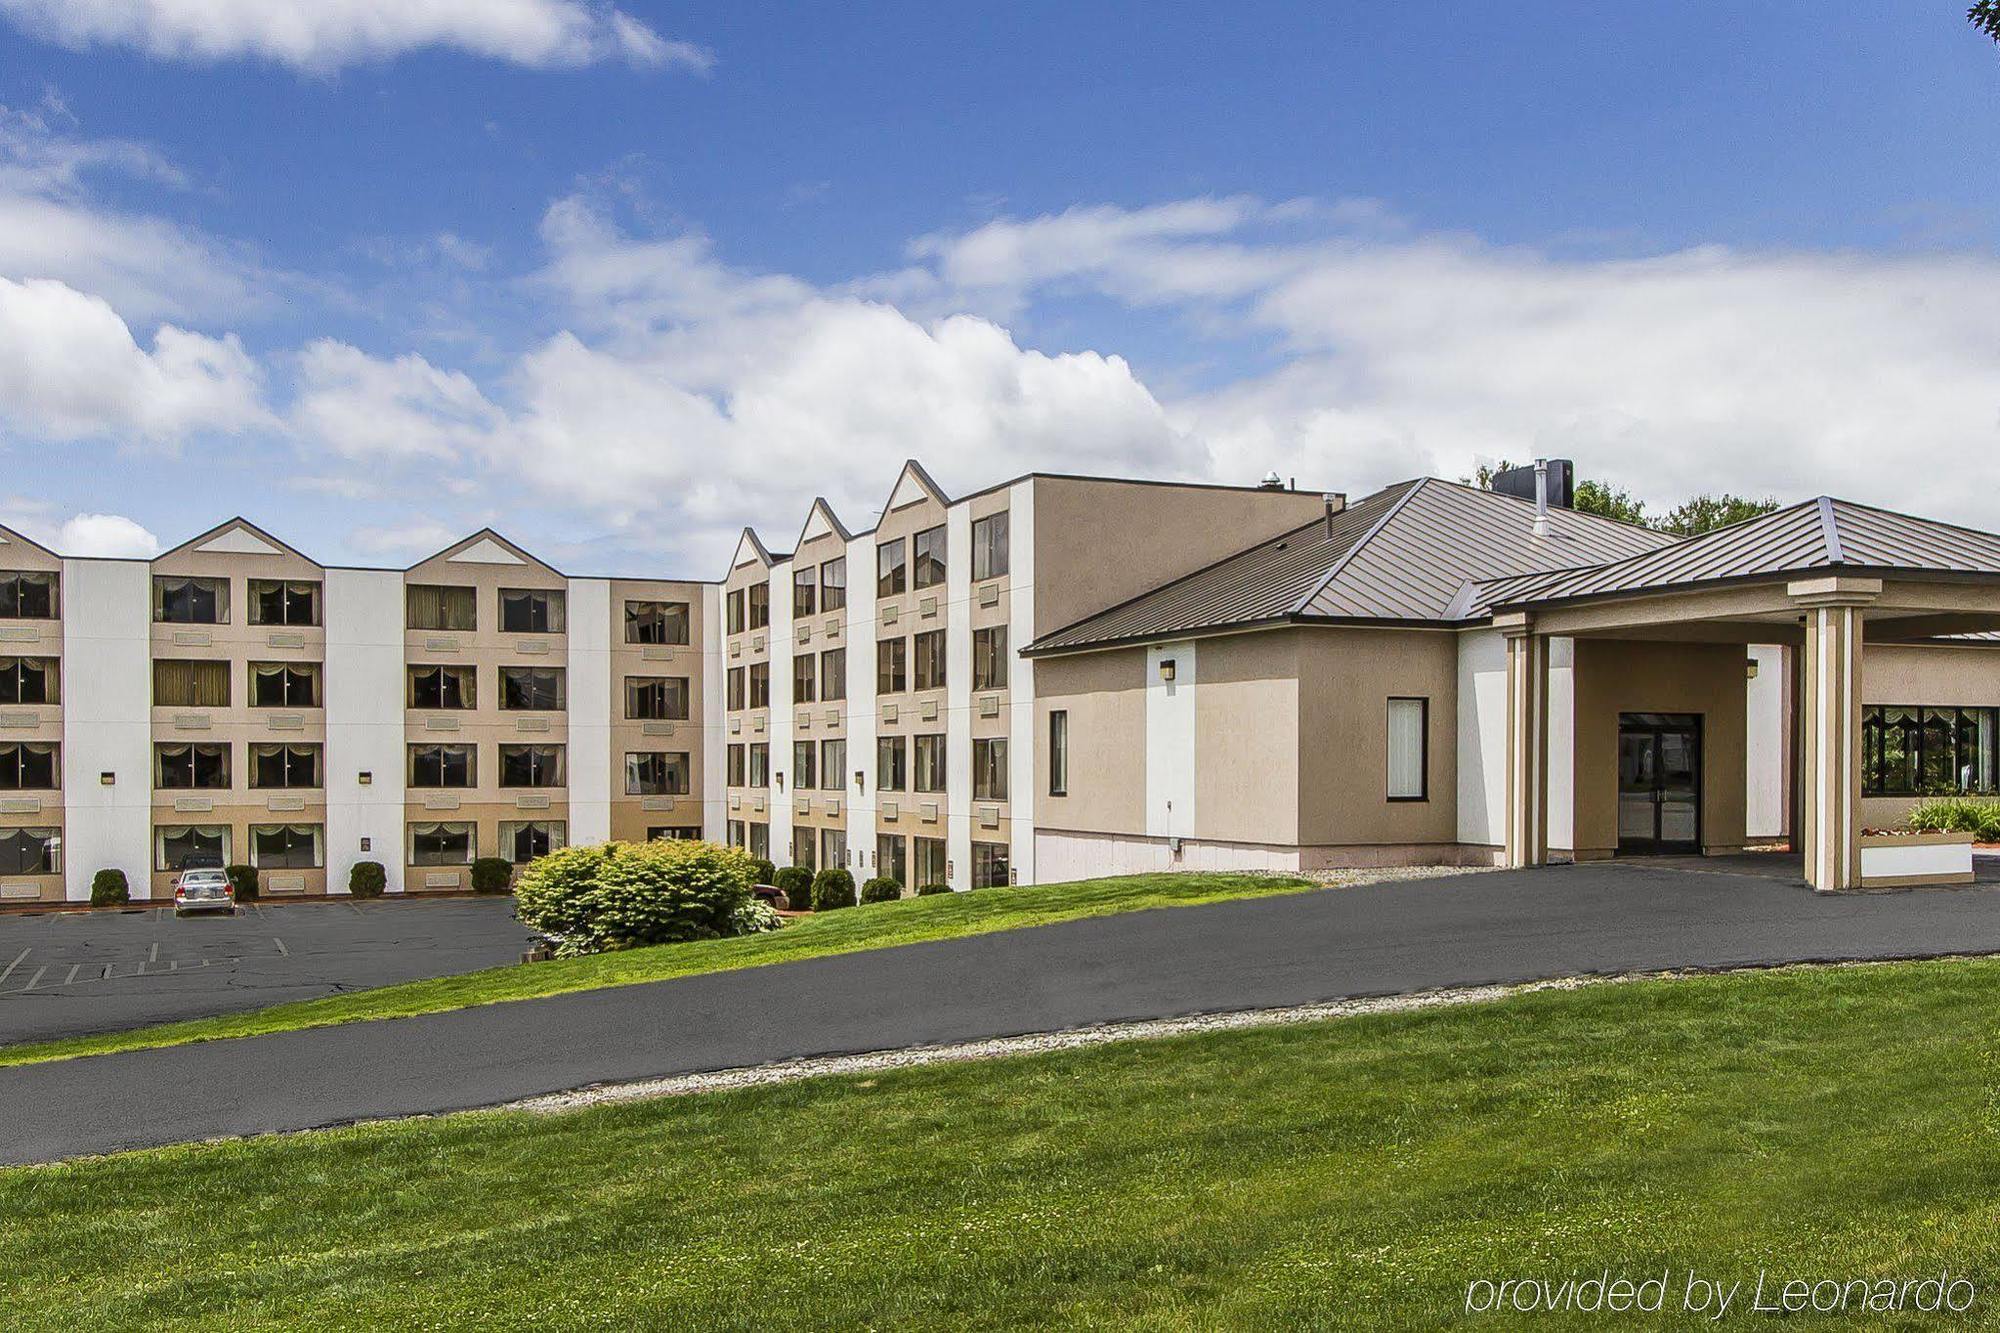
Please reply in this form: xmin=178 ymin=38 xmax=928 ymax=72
xmin=1573 ymin=478 xmax=1648 ymax=526
xmin=1657 ymin=493 xmax=1779 ymax=537
xmin=1972 ymin=2 xmax=2000 ymax=44
xmin=1472 ymin=460 xmax=1774 ymax=535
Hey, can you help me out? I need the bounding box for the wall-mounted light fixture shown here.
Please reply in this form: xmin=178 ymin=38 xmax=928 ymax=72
xmin=360 ymin=837 xmax=372 ymax=853
xmin=1159 ymin=659 xmax=1177 ymax=682
xmin=855 ymin=769 xmax=866 ymax=795
xmin=99 ymin=771 xmax=115 ymax=785
xmin=358 ymin=771 xmax=373 ymax=786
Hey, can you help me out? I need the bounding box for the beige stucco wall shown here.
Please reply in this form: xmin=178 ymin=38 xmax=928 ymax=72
xmin=1295 ymin=627 xmax=1459 ymax=849
xmin=1570 ymin=639 xmax=1748 ymax=860
xmin=0 ymin=529 xmax=64 ymax=902
xmin=1193 ymin=632 xmax=1302 ymax=846
xmin=1860 ymin=641 xmax=2000 ymax=830
xmin=607 ymin=577 xmax=707 ymax=845
xmin=1033 ymin=646 xmax=1148 ymax=836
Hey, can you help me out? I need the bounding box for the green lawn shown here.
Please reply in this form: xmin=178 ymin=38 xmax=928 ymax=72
xmin=0 ymin=872 xmax=1318 ymax=1068
xmin=4 ymin=958 xmax=1997 ymax=1330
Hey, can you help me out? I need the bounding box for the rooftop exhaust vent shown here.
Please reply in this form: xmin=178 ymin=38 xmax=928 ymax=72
xmin=1258 ymin=470 xmax=1286 ymax=490
xmin=1490 ymin=460 xmax=1574 ymax=510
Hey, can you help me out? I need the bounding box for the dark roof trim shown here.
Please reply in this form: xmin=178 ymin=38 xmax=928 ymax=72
xmin=1022 ymin=607 xmax=1477 ymax=658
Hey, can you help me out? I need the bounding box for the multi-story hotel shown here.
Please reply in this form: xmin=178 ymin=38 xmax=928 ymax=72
xmin=9 ymin=458 xmax=2000 ymax=902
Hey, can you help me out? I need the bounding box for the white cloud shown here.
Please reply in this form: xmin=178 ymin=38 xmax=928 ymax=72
xmin=0 ymin=277 xmax=268 ymax=442
xmin=290 ymin=339 xmax=502 ymax=460
xmin=54 ymin=512 xmax=160 ymax=558
xmin=0 ymin=0 xmax=712 ymax=72
xmin=351 ymin=518 xmax=463 ymax=557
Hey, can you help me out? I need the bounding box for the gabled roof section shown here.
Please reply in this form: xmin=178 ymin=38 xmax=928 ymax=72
xmin=1472 ymin=497 xmax=2000 ymax=613
xmin=157 ymin=517 xmax=320 ymax=567
xmin=0 ymin=521 xmax=58 ymax=561
xmin=731 ymin=527 xmax=773 ymax=571
xmin=795 ymin=498 xmax=852 ymax=550
xmin=1026 ymin=478 xmax=1676 ymax=654
xmin=411 ymin=528 xmax=560 ymax=576
xmin=884 ymin=459 xmax=948 ymax=514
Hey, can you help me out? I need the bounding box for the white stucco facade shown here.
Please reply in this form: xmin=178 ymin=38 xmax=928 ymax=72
xmin=324 ymin=567 xmax=409 ymax=894
xmin=59 ymin=558 xmax=154 ymax=900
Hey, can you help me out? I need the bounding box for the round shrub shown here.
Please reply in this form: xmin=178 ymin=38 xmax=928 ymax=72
xmin=515 ymin=839 xmax=756 ymax=955
xmin=773 ymin=865 xmax=813 ymax=910
xmin=90 ymin=868 xmax=129 ymax=907
xmin=348 ymin=860 xmax=387 ymax=899
xmin=728 ymin=900 xmax=784 ymax=936
xmin=470 ymin=856 xmax=514 ymax=895
xmin=860 ymin=876 xmax=901 ymax=904
xmin=916 ymin=882 xmax=953 ymax=897
xmin=225 ymin=863 xmax=259 ymax=902
xmin=750 ymin=857 xmax=777 ymax=886
xmin=811 ymin=866 xmax=856 ymax=911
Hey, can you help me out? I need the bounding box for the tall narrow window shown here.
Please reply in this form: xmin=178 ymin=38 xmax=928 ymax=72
xmin=249 ymin=662 xmax=320 ymax=707
xmin=748 ymin=822 xmax=770 ymax=860
xmin=152 ymin=659 xmax=227 ymax=707
xmin=749 ymin=743 xmax=770 ymax=788
xmin=820 ymin=557 xmax=847 ymax=612
xmin=747 ymin=582 xmax=770 ymax=630
xmin=914 ymin=734 xmax=946 ymax=793
xmin=914 ymin=836 xmax=947 ymax=888
xmin=727 ymin=743 xmax=747 ymax=786
xmin=727 ymin=589 xmax=746 ymax=635
xmin=974 ymin=737 xmax=1009 ymax=801
xmin=877 ymin=638 xmax=907 ymax=694
xmin=792 ymin=740 xmax=817 ymax=790
xmin=727 ymin=666 xmax=746 ymax=711
xmin=820 ymin=826 xmax=848 ymax=873
xmin=821 ymin=648 xmax=847 ymax=702
xmin=407 ymin=584 xmax=475 ymax=631
xmin=912 ymin=525 xmax=947 ymax=589
xmin=877 ymin=735 xmax=907 ymax=792
xmin=625 ymin=599 xmax=690 ymax=645
xmin=0 ymin=572 xmax=57 ymax=619
xmin=913 ymin=629 xmax=946 ymax=691
xmin=877 ymin=834 xmax=907 ymax=887
xmin=877 ymin=539 xmax=907 ymax=597
xmin=792 ymin=827 xmax=817 ymax=874
xmin=972 ymin=512 xmax=1010 ymax=581
xmin=973 ymin=841 xmax=1011 ymax=888
xmin=1387 ymin=697 xmax=1428 ymax=801
xmin=793 ymin=656 xmax=817 ymax=704
xmin=153 ymin=576 xmax=228 ymax=624
xmin=248 ymin=579 xmax=320 ymax=626
xmin=500 ymin=588 xmax=565 ymax=634
xmin=0 ymin=656 xmax=59 ymax=704
xmin=1049 ymin=710 xmax=1069 ymax=797
xmin=973 ymin=626 xmax=1009 ymax=691
xmin=500 ymin=667 xmax=565 ymax=711
xmin=748 ymin=662 xmax=770 ymax=709
xmin=821 ymin=738 xmax=846 ymax=793
xmin=793 ymin=566 xmax=817 ymax=618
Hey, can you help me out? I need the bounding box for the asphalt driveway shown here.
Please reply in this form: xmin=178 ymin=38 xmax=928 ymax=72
xmin=0 ymin=898 xmax=534 ymax=1046
xmin=8 ymin=861 xmax=2000 ymax=1164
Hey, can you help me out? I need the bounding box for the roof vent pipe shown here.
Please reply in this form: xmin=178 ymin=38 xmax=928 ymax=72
xmin=1532 ymin=459 xmax=1551 ymax=539
xmin=1323 ymin=493 xmax=1340 ymax=537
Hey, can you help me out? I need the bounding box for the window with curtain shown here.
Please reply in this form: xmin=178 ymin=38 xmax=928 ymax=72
xmin=0 ymin=742 xmax=57 ymax=790
xmin=625 ymin=676 xmax=689 ymax=721
xmin=877 ymin=834 xmax=907 ymax=887
xmin=821 ymin=739 xmax=846 ymax=793
xmin=500 ymin=820 xmax=565 ymax=864
xmin=914 ymin=836 xmax=947 ymax=888
xmin=793 ymin=565 xmax=817 ymax=618
xmin=153 ymin=576 xmax=228 ymax=624
xmin=877 ymin=638 xmax=907 ymax=694
xmin=727 ymin=820 xmax=746 ymax=848
xmin=973 ymin=841 xmax=1011 ymax=888
xmin=727 ymin=589 xmax=745 ymax=634
xmin=792 ymin=656 xmax=817 ymax=704
xmin=247 ymin=579 xmax=320 ymax=626
xmin=249 ymin=743 xmax=321 ymax=789
xmin=408 ymin=665 xmax=475 ymax=709
xmin=748 ymin=821 xmax=769 ymax=860
xmin=625 ymin=600 xmax=689 ymax=645
xmin=748 ymin=662 xmax=770 ymax=709
xmin=0 ymin=656 xmax=59 ymax=705
xmin=499 ymin=744 xmax=565 ymax=788
xmin=749 ymin=743 xmax=770 ymax=787
xmin=250 ymin=662 xmax=320 ymax=707
xmin=648 ymin=826 xmax=701 ymax=842
xmin=0 ymin=827 xmax=59 ymax=874
xmin=500 ymin=667 xmax=565 ymax=711
xmin=0 ymin=572 xmax=57 ymax=619
xmin=1387 ymin=697 xmax=1428 ymax=801
xmin=973 ymin=626 xmax=1009 ymax=691
xmin=727 ymin=743 xmax=746 ymax=786
xmin=914 ymin=734 xmax=946 ymax=793
xmin=157 ymin=825 xmax=227 ymax=871
xmin=727 ymin=667 xmax=746 ymax=710
xmin=500 ymin=588 xmax=565 ymax=633
xmin=792 ymin=740 xmax=817 ymax=790
xmin=410 ymin=822 xmax=474 ymax=865
xmin=406 ymin=584 xmax=476 ymax=631
xmin=974 ymin=737 xmax=1009 ymax=801
xmin=878 ymin=735 xmax=907 ymax=791
xmin=790 ymin=827 xmax=817 ymax=873
xmin=409 ymin=743 xmax=476 ymax=788
xmin=820 ymin=826 xmax=847 ymax=872
xmin=820 ymin=557 xmax=847 ymax=611
xmin=152 ymin=659 xmax=227 ymax=708
xmin=913 ymin=630 xmax=946 ymax=691
xmin=912 ymin=524 xmax=947 ymax=589
xmin=821 ymin=648 xmax=846 ymax=701
xmin=626 ymin=751 xmax=690 ymax=796
xmin=1863 ymin=705 xmax=2000 ymax=795
xmin=156 ymin=743 xmax=229 ymax=790
xmin=1049 ymin=710 xmax=1069 ymax=797
xmin=747 ymin=582 xmax=770 ymax=629
xmin=250 ymin=824 xmax=322 ymax=869
xmin=972 ymin=512 xmax=1010 ymax=581
xmin=877 ymin=539 xmax=906 ymax=597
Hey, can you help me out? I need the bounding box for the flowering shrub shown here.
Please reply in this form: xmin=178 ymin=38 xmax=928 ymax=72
xmin=515 ymin=840 xmax=756 ymax=956
xmin=729 ymin=900 xmax=784 ymax=935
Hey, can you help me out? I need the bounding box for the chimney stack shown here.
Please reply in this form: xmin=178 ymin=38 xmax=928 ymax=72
xmin=1532 ymin=459 xmax=1551 ymax=539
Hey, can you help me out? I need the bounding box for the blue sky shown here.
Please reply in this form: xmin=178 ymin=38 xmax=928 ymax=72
xmin=0 ymin=2 xmax=1996 ymax=574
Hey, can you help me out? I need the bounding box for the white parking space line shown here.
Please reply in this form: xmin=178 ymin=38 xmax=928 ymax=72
xmin=19 ymin=966 xmax=45 ymax=992
xmin=0 ymin=948 xmax=27 ymax=986
xmin=273 ymin=937 xmax=289 ymax=957
xmin=63 ymin=964 xmax=79 ymax=985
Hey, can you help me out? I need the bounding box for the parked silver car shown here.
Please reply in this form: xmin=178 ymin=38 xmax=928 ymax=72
xmin=173 ymin=867 xmax=236 ymax=916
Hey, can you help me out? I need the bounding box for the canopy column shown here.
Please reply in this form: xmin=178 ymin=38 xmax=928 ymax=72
xmin=1791 ymin=578 xmax=1877 ymax=891
xmin=1500 ymin=614 xmax=1550 ymax=869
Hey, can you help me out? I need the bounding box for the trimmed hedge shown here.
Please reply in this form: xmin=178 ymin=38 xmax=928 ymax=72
xmin=860 ymin=876 xmax=902 ymax=904
xmin=225 ymin=863 xmax=259 ymax=902
xmin=348 ymin=861 xmax=387 ymax=899
xmin=471 ymin=857 xmax=514 ymax=895
xmin=515 ymin=839 xmax=757 ymax=955
xmin=750 ymin=857 xmax=777 ymax=886
xmin=811 ymin=866 xmax=857 ymax=912
xmin=90 ymin=869 xmax=129 ymax=907
xmin=773 ymin=865 xmax=813 ymax=910
xmin=916 ymin=882 xmax=953 ymax=896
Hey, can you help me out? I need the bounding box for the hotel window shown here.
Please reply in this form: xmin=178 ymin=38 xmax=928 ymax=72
xmin=878 ymin=735 xmax=907 ymax=792
xmin=152 ymin=659 xmax=226 ymax=708
xmin=409 ymin=743 xmax=476 ymax=789
xmin=153 ymin=576 xmax=228 ymax=624
xmin=249 ymin=662 xmax=320 ymax=708
xmin=156 ymin=743 xmax=229 ymax=790
xmin=500 ymin=820 xmax=565 ymax=864
xmin=727 ymin=743 xmax=747 ymax=786
xmin=0 ymin=827 xmax=58 ymax=875
xmin=500 ymin=588 xmax=565 ymax=634
xmin=791 ymin=827 xmax=817 ymax=874
xmin=0 ymin=571 xmax=56 ymax=619
xmin=877 ymin=539 xmax=907 ymax=597
xmin=1862 ymin=705 xmax=2000 ymax=796
xmin=1387 ymin=697 xmax=1428 ymax=801
xmin=792 ymin=740 xmax=817 ymax=790
xmin=648 ymin=826 xmax=701 ymax=842
xmin=410 ymin=822 xmax=474 ymax=866
xmin=500 ymin=666 xmax=565 ymax=711
xmin=250 ymin=824 xmax=322 ymax=870
xmin=793 ymin=656 xmax=817 ymax=704
xmin=913 ymin=629 xmax=946 ymax=691
xmin=877 ymin=834 xmax=907 ymax=887
xmin=626 ymin=751 xmax=690 ymax=796
xmin=793 ymin=565 xmax=817 ymax=618
xmin=1049 ymin=710 xmax=1069 ymax=797
xmin=972 ymin=512 xmax=1010 ymax=581
xmin=973 ymin=626 xmax=1009 ymax=691
xmin=820 ymin=826 xmax=847 ymax=873
xmin=247 ymin=579 xmax=319 ymax=627
xmin=408 ymin=664 xmax=475 ymax=710
xmin=749 ymin=743 xmax=770 ymax=788
xmin=727 ymin=820 xmax=746 ymax=848
xmin=626 ymin=676 xmax=689 ymax=721
xmin=914 ymin=734 xmax=946 ymax=793
xmin=912 ymin=524 xmax=947 ymax=590
xmin=914 ymin=836 xmax=947 ymax=888
xmin=973 ymin=841 xmax=1011 ymax=889
xmin=821 ymin=648 xmax=846 ymax=702
xmin=748 ymin=662 xmax=770 ymax=709
xmin=0 ymin=656 xmax=59 ymax=705
xmin=499 ymin=744 xmax=566 ymax=788
xmin=974 ymin=737 xmax=1009 ymax=801
xmin=727 ymin=666 xmax=746 ymax=711
xmin=727 ymin=588 xmax=746 ymax=635
xmin=747 ymin=581 xmax=770 ymax=630
xmin=0 ymin=742 xmax=57 ymax=790
xmin=877 ymin=637 xmax=907 ymax=694
xmin=157 ymin=825 xmax=228 ymax=871
xmin=748 ymin=821 xmax=769 ymax=860
xmin=822 ymin=739 xmax=848 ymax=795
xmin=625 ymin=599 xmax=690 ymax=645
xmin=249 ymin=743 xmax=321 ymax=790
xmin=407 ymin=584 xmax=475 ymax=632
xmin=821 ymin=557 xmax=847 ymax=612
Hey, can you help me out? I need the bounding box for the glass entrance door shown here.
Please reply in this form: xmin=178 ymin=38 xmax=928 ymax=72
xmin=1617 ymin=713 xmax=1702 ymax=855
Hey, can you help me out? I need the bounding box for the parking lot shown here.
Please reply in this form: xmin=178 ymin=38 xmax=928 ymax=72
xmin=0 ymin=898 xmax=536 ymax=1046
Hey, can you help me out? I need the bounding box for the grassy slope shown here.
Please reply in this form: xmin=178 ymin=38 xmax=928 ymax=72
xmin=2 ymin=958 xmax=1996 ymax=1330
xmin=0 ymin=872 xmax=1316 ymax=1068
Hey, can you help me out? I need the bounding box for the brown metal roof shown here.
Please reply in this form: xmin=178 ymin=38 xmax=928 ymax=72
xmin=1026 ymin=477 xmax=1674 ymax=653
